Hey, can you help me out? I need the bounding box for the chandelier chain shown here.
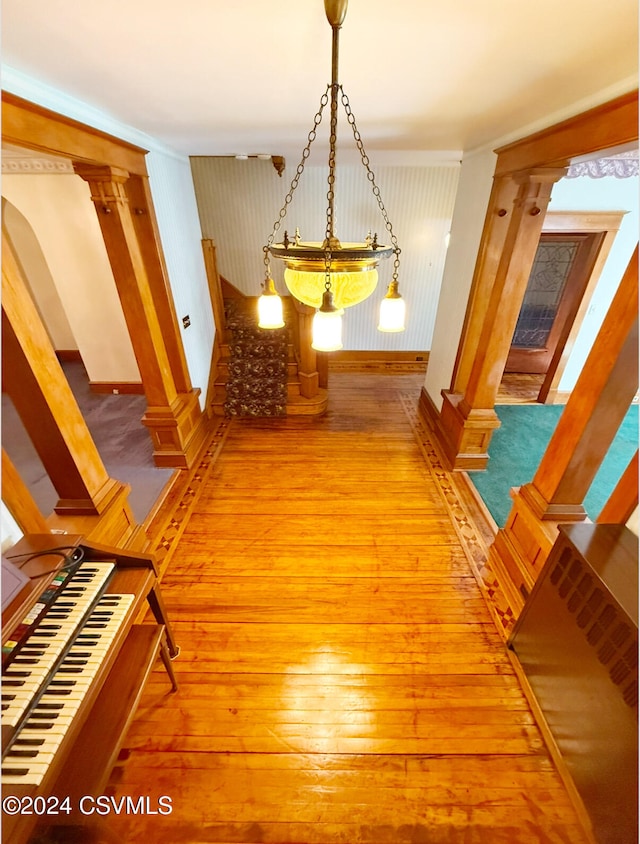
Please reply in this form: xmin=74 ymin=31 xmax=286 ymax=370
xmin=340 ymin=86 xmax=401 ymax=280
xmin=326 ymin=81 xmax=339 ymax=247
xmin=264 ymin=86 xmax=331 ymax=279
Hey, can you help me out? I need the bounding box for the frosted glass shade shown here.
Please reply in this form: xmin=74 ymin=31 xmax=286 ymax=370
xmin=312 ymin=309 xmax=343 ymax=351
xmin=285 ymin=268 xmax=378 ymax=310
xmin=378 ymin=294 xmax=406 ymax=332
xmin=257 ymin=285 xmax=284 ymax=329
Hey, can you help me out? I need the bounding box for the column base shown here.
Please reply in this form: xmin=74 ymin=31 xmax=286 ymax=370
xmin=436 ymin=390 xmax=501 ymax=470
xmin=143 ymin=389 xmax=210 ymax=469
xmin=54 ymin=477 xmax=129 ymax=516
xmin=489 ymin=483 xmax=588 ymax=612
xmin=48 ymin=480 xmax=138 ymax=548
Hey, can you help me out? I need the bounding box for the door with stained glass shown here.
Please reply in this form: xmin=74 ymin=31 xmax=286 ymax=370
xmin=505 ymin=232 xmax=604 ymax=374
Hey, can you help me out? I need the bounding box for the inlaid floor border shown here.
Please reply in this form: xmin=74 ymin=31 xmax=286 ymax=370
xmin=399 ymin=391 xmax=516 ymax=640
xmin=146 ymin=416 xmax=234 ymax=579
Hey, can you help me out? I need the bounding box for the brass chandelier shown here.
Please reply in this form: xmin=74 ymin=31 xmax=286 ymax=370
xmin=258 ymin=0 xmax=406 ymax=351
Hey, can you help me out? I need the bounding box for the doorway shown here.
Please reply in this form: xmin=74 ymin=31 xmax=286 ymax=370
xmin=503 ymin=210 xmax=624 ymax=403
xmin=506 ymin=231 xmax=605 ymax=374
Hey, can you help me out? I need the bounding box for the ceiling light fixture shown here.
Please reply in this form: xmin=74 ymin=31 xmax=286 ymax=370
xmin=258 ymin=0 xmax=405 ymax=347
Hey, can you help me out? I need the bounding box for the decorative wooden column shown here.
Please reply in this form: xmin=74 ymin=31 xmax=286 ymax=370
xmin=449 ymin=175 xmax=521 ymax=393
xmin=439 ymin=166 xmax=567 ymax=469
xmin=74 ymin=164 xmax=208 ymax=468
xmin=597 ymin=451 xmax=638 ymax=525
xmin=125 ymin=174 xmax=193 ymax=394
xmin=2 ymin=230 xmax=133 ymax=528
xmin=489 ymin=247 xmax=639 ymax=608
xmin=2 ymin=449 xmax=50 ymax=535
xmin=292 ymin=299 xmax=320 ymax=398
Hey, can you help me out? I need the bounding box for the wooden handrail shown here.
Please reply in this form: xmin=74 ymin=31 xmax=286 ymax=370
xmin=201 ymin=239 xmax=227 ymax=338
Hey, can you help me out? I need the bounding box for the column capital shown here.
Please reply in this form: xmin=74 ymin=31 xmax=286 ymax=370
xmin=73 ymin=164 xmax=130 ymax=209
xmin=512 ymin=166 xmax=569 ymax=185
xmin=73 ymin=163 xmax=130 ymax=183
xmin=511 ymin=167 xmax=568 ymax=215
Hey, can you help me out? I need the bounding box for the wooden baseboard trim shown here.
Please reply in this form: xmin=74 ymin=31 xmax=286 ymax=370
xmin=89 ymin=382 xmax=145 ymax=395
xmin=417 ymin=385 xmax=458 ymax=468
xmin=329 ymin=350 xmax=429 ymax=372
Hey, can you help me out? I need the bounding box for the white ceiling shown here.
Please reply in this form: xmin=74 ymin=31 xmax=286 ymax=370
xmin=2 ymin=0 xmax=638 ymax=160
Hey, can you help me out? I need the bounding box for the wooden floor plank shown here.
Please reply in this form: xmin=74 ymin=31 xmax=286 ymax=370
xmin=97 ymin=372 xmax=590 ymax=844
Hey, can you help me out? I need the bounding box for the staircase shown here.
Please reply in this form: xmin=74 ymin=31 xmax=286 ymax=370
xmin=222 ymin=298 xmax=288 ymax=417
xmin=211 ymin=296 xmax=327 ymax=417
xmin=201 ymin=239 xmax=327 ymax=418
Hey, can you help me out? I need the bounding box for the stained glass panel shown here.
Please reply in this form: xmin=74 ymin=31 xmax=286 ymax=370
xmin=512 ymin=240 xmax=579 ymax=349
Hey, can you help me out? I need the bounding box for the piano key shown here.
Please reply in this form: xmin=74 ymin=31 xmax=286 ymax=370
xmin=2 ymin=593 xmax=135 ymax=788
xmin=1 ymin=563 xmax=116 ymax=729
xmin=5 ymin=750 xmax=56 ymax=767
xmin=1 ymin=763 xmax=51 ymax=785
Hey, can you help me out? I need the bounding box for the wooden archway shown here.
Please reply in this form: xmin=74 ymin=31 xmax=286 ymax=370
xmin=2 ymin=92 xmax=209 ymax=470
xmin=420 ymin=89 xmax=639 ymax=609
xmin=429 ymin=90 xmax=638 ymax=471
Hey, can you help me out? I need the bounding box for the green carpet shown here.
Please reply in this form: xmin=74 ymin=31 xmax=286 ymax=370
xmin=469 ymin=403 xmax=639 ymax=527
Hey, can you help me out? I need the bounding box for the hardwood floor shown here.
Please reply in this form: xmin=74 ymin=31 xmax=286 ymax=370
xmin=497 ymin=373 xmax=546 ymax=404
xmin=100 ymin=372 xmax=589 ymax=843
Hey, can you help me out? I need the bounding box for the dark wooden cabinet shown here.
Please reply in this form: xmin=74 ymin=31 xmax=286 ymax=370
xmin=509 ymin=523 xmax=638 ymax=844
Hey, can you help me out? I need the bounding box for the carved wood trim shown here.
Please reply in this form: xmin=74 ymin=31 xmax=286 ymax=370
xmin=494 ymin=91 xmax=639 ymax=177
xmin=1 ymin=92 xmax=149 ymax=174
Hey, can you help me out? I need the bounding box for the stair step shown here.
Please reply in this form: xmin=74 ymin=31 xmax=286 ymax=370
xmin=217 ymin=359 xmax=298 ymax=379
xmin=229 ymin=339 xmax=289 ymax=360
xmin=225 ymin=376 xmax=287 ymax=400
xmin=227 ymin=358 xmax=288 ymax=378
xmin=213 ymin=372 xmax=301 ymax=399
xmin=224 ymin=401 xmax=287 ymax=418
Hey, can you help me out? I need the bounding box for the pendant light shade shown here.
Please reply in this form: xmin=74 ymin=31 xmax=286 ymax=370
xmin=284 ymin=265 xmax=378 ymax=310
xmin=257 ymin=277 xmax=285 ymax=329
xmin=312 ymin=290 xmax=343 ymax=351
xmin=258 ymin=0 xmax=406 ymax=344
xmin=377 ymin=280 xmax=406 ymax=332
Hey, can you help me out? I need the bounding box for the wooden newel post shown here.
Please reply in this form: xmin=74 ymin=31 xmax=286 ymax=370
xmin=293 ymin=299 xmax=320 ymax=397
xmin=201 ymin=239 xmax=227 ymax=339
